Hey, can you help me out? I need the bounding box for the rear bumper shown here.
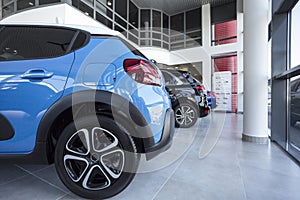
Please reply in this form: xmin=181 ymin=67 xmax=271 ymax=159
xmin=199 ymin=106 xmax=210 ymax=118
xmin=144 ymin=108 xmax=175 ymax=160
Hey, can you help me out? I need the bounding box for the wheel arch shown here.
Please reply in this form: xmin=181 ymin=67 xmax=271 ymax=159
xmin=36 ymin=90 xmax=154 ymax=164
xmin=173 ymin=97 xmax=200 ymax=113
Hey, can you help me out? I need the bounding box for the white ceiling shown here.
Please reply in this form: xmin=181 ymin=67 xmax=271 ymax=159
xmin=131 ymin=0 xmax=236 ymax=15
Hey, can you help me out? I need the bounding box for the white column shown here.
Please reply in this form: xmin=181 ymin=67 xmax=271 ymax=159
xmin=243 ymin=0 xmax=269 ymax=143
xmin=237 ymin=0 xmax=244 ymax=113
xmin=202 ymin=4 xmax=212 ymax=90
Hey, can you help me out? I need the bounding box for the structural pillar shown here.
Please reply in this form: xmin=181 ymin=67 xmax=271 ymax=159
xmin=242 ymin=0 xmax=269 ymax=143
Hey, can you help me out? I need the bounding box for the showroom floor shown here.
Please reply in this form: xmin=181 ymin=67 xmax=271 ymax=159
xmin=0 ymin=113 xmax=299 ymax=200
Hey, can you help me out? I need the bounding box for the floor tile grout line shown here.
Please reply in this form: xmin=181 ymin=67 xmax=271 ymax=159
xmin=0 ymin=165 xmax=51 ymax=187
xmin=0 ymin=173 xmax=29 ymax=187
xmin=150 ymin=125 xmax=203 ymax=200
xmin=150 ymin=154 xmax=187 ymax=200
xmin=16 ymin=164 xmax=54 ymax=174
xmin=235 ymin=145 xmax=249 ymax=200
xmin=55 ymin=192 xmax=73 ymax=200
xmin=15 ymin=165 xmax=69 ymax=194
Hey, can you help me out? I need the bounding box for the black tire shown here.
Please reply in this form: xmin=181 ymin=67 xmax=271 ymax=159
xmin=54 ymin=115 xmax=139 ymax=199
xmin=174 ymin=103 xmax=198 ymax=128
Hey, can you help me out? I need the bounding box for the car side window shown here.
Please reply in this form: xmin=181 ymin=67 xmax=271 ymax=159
xmin=0 ymin=26 xmax=88 ymax=61
xmin=291 ymin=80 xmax=300 ymax=92
xmin=296 ymin=84 xmax=300 ymax=93
xmin=162 ymin=71 xmax=177 ymax=85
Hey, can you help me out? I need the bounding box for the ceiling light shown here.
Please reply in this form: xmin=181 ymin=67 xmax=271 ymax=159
xmin=28 ymin=2 xmax=34 ymax=6
xmin=84 ymin=12 xmax=89 ymax=16
xmin=107 ymin=1 xmax=112 ymax=6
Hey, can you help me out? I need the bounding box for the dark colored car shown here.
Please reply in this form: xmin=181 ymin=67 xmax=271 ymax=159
xmin=291 ymin=78 xmax=300 ymax=125
xmin=161 ymin=69 xmax=208 ymax=128
xmin=179 ymin=70 xmax=217 ymax=109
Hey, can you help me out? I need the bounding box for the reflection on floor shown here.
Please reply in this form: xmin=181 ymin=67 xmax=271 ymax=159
xmin=0 ymin=113 xmax=299 ymax=200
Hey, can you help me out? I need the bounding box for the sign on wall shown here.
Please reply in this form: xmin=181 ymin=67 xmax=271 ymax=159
xmin=213 ymin=71 xmax=232 ymax=111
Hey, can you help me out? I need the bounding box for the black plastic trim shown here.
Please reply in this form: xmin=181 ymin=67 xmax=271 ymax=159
xmin=36 ymin=90 xmax=154 ymax=163
xmin=144 ymin=108 xmax=175 ymax=160
xmin=0 ymin=141 xmax=49 ymax=164
xmin=0 ymin=114 xmax=15 ymax=140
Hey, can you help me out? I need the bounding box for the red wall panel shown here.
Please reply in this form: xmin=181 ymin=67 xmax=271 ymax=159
xmin=214 ymin=20 xmax=237 ymax=45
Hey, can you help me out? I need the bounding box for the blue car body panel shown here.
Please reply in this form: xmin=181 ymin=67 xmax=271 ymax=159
xmin=0 ymin=53 xmax=74 ymax=153
xmin=0 ymin=36 xmax=171 ymax=154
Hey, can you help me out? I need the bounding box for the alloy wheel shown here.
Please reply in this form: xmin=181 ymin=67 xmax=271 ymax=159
xmin=63 ymin=127 xmax=125 ymax=190
xmin=175 ymin=105 xmax=196 ymax=127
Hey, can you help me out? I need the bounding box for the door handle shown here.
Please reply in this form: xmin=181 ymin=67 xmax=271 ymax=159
xmin=21 ymin=69 xmax=54 ymax=79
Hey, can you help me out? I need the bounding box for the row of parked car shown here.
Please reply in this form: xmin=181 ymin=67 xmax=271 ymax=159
xmin=0 ymin=24 xmax=215 ymax=199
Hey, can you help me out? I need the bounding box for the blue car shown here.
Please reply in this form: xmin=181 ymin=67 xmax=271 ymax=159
xmin=0 ymin=24 xmax=174 ymax=199
xmin=207 ymin=91 xmax=217 ymax=109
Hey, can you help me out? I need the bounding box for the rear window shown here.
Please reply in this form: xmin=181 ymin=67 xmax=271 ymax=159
xmin=162 ymin=70 xmax=190 ymax=86
xmin=168 ymin=70 xmax=190 ymax=84
xmin=0 ymin=26 xmax=89 ymax=61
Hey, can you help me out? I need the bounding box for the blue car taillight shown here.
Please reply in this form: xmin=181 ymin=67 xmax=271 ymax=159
xmin=123 ymin=59 xmax=162 ymax=86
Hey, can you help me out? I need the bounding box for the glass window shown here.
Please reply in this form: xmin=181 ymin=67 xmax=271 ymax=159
xmin=140 ymin=39 xmax=150 ymax=46
xmin=17 ymin=0 xmax=35 ymax=10
xmin=162 ymin=71 xmax=177 ymax=85
xmin=72 ymin=0 xmax=94 ymax=17
xmin=152 ymin=10 xmax=161 ymax=32
xmin=114 ymin=24 xmax=126 ymax=36
xmin=163 ymin=35 xmax=169 ymax=43
xmin=186 ymin=8 xmax=201 ymax=32
xmin=212 ymin=20 xmax=237 ymax=45
xmin=39 ymin=0 xmax=60 ymax=5
xmin=211 ymin=1 xmax=236 ymax=25
xmin=128 ymin=33 xmax=138 ymax=45
xmin=0 ymin=26 xmax=77 ymax=60
xmin=3 ymin=0 xmax=12 ymax=5
xmin=96 ymin=13 xmax=113 ymax=29
xmin=152 ymin=32 xmax=161 ymax=40
xmin=164 ymin=70 xmax=189 ymax=85
xmin=170 ymin=13 xmax=184 ymax=35
xmin=115 ymin=15 xmax=127 ymax=29
xmin=129 ymin=1 xmax=138 ymax=28
xmin=141 ymin=9 xmax=150 ymax=29
xmin=152 ymin=40 xmax=161 ymax=47
xmin=289 ymin=75 xmax=300 ymax=161
xmin=129 ymin=25 xmax=138 ymax=37
xmin=291 ymin=3 xmax=300 ymax=68
xmin=115 ymin=0 xmax=127 ymax=20
xmin=186 ymin=31 xmax=201 ymax=39
xmin=2 ymin=3 xmax=14 ymax=18
xmin=163 ymin=42 xmax=169 ymax=50
xmin=163 ymin=13 xmax=169 ymax=34
xmin=71 ymin=32 xmax=89 ymax=51
xmin=95 ymin=0 xmax=113 ymax=20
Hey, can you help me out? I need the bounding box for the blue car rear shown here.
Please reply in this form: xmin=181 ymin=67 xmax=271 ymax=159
xmin=0 ymin=24 xmax=174 ymax=199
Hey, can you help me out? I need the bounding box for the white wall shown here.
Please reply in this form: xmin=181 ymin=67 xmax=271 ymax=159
xmin=140 ymin=4 xmax=243 ymax=94
xmin=0 ymin=3 xmax=109 ymax=31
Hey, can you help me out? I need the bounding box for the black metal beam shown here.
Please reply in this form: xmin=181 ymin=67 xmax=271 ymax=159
xmin=274 ymin=65 xmax=300 ymax=79
xmin=276 ymin=0 xmax=299 ymax=14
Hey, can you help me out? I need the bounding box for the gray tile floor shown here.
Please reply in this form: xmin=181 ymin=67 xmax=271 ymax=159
xmin=0 ymin=112 xmax=299 ymax=200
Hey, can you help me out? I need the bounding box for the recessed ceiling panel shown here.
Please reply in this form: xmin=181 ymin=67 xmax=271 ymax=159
xmin=131 ymin=0 xmax=236 ymax=15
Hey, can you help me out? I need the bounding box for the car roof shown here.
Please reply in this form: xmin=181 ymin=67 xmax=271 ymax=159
xmin=0 ymin=22 xmax=120 ymax=36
